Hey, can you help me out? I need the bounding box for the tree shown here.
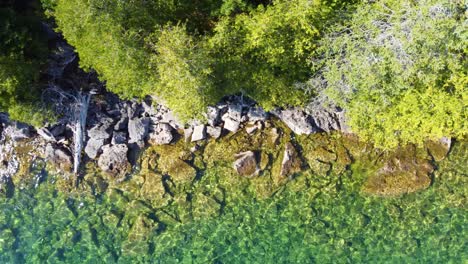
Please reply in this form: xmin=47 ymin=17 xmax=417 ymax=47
xmin=308 ymin=0 xmax=467 ymax=148
xmin=0 ymin=4 xmax=51 ymax=126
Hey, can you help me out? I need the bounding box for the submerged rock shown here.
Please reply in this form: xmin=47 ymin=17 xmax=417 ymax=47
xmin=233 ymin=151 xmax=259 ymax=177
xmin=280 ymin=142 xmax=302 ymax=177
xmin=363 ymin=145 xmax=434 ymax=197
xmin=98 ymin=144 xmax=130 ymax=178
xmin=426 ymin=137 xmax=452 ymax=162
xmin=45 ymin=144 xmax=73 ymax=172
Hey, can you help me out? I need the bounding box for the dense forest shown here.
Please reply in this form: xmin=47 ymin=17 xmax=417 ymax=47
xmin=1 ymin=0 xmax=466 ymax=148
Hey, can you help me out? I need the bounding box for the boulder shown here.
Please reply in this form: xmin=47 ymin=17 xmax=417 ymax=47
xmin=426 ymin=137 xmax=452 ymax=162
xmin=45 ymin=144 xmax=73 ymax=172
xmin=85 ymin=138 xmax=105 ymax=159
xmin=98 ymin=144 xmax=130 ymax=177
xmin=280 ymin=142 xmax=302 ymax=177
xmin=247 ymin=107 xmax=267 ymax=122
xmin=148 ymin=123 xmax=174 ymax=145
xmin=191 ymin=125 xmax=206 ymax=142
xmin=88 ymin=122 xmax=112 ymax=140
xmin=114 ymin=116 xmax=128 ymax=131
xmin=271 ymin=108 xmax=318 ymax=135
xmin=207 ymin=126 xmax=222 ymax=139
xmin=309 ymin=105 xmax=351 ymax=133
xmin=111 ymin=132 xmax=127 ymax=145
xmin=7 ymin=122 xmax=33 ymax=141
xmin=128 ymin=117 xmax=149 ymax=147
xmin=233 ymin=151 xmax=259 ymax=177
xmin=206 ymin=106 xmax=220 ymax=127
xmin=184 ymin=127 xmax=193 ymax=143
xmin=37 ymin=127 xmax=57 ymax=142
xmin=363 ymin=146 xmax=434 ymax=197
xmin=50 ymin=124 xmax=66 ymax=137
xmin=223 ymin=117 xmax=241 ymax=133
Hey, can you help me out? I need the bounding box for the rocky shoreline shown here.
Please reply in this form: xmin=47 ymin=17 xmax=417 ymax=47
xmin=0 ymin=34 xmax=453 ymax=199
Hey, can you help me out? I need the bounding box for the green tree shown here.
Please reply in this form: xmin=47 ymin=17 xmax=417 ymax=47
xmin=310 ymin=0 xmax=467 ymax=148
xmin=0 ymin=4 xmax=51 ymax=126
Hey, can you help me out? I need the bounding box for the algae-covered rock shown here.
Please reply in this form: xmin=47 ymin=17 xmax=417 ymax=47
xmin=280 ymin=142 xmax=302 ymax=177
xmin=98 ymin=144 xmax=130 ymax=179
xmin=233 ymin=151 xmax=259 ymax=177
xmin=192 ymin=192 xmax=222 ymax=220
xmin=122 ymin=215 xmax=157 ymax=256
xmin=139 ymin=173 xmax=168 ymax=208
xmin=362 ymin=145 xmax=434 ymax=197
xmin=425 ymin=137 xmax=452 ymax=162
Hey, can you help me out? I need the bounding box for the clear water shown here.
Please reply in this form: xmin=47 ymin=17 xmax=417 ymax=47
xmin=0 ymin=143 xmax=466 ymax=263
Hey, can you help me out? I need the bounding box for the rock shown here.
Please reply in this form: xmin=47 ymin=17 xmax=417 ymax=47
xmin=206 ymin=106 xmax=220 ymax=127
xmin=223 ymin=117 xmax=241 ymax=133
xmin=233 ymin=151 xmax=259 ymax=177
xmin=247 ymin=107 xmax=267 ymax=122
xmin=98 ymin=144 xmax=130 ymax=178
xmin=45 ymin=144 xmax=73 ymax=172
xmin=37 ymin=128 xmax=57 ymax=142
xmin=50 ymin=124 xmax=66 ymax=137
xmin=191 ymin=125 xmax=206 ymax=142
xmin=149 ymin=123 xmax=173 ymax=145
xmin=184 ymin=127 xmax=193 ymax=143
xmin=111 ymin=132 xmax=127 ymax=145
xmin=88 ymin=122 xmax=112 ymax=140
xmin=85 ymin=138 xmax=105 ymax=159
xmin=309 ymin=105 xmax=350 ymax=133
xmin=245 ymin=125 xmax=258 ymax=134
xmin=128 ymin=117 xmax=149 ymax=147
xmin=207 ymin=126 xmax=222 ymax=139
xmin=363 ymin=145 xmax=434 ymax=197
xmin=271 ymin=108 xmax=318 ymax=135
xmin=114 ymin=116 xmax=128 ymax=131
xmin=227 ymin=104 xmax=243 ymax=121
xmin=426 ymin=137 xmax=452 ymax=162
xmin=7 ymin=122 xmax=33 ymax=141
xmin=280 ymin=142 xmax=302 ymax=177
xmin=269 ymin=128 xmax=281 ymax=145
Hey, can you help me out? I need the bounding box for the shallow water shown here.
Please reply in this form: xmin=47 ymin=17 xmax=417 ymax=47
xmin=0 ymin=142 xmax=466 ymax=263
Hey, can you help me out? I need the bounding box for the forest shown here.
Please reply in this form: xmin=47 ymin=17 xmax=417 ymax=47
xmin=1 ymin=0 xmax=466 ymax=148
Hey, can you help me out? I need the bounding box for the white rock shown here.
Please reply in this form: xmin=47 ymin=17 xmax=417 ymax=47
xmin=191 ymin=125 xmax=206 ymax=142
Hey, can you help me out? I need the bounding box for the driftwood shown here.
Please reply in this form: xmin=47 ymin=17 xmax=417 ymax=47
xmin=73 ymin=92 xmax=91 ymax=174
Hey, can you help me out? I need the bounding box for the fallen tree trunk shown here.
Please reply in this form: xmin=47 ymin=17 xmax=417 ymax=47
xmin=73 ymin=92 xmax=91 ymax=174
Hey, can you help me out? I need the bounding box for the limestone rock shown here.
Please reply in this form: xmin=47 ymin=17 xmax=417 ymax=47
xmin=207 ymin=126 xmax=222 ymax=139
xmin=223 ymin=117 xmax=240 ymax=133
xmin=85 ymin=138 xmax=105 ymax=159
xmin=247 ymin=107 xmax=267 ymax=122
xmin=149 ymin=123 xmax=173 ymax=145
xmin=206 ymin=106 xmax=221 ymax=127
xmin=128 ymin=117 xmax=149 ymax=147
xmin=98 ymin=144 xmax=130 ymax=177
xmin=426 ymin=137 xmax=452 ymax=162
xmin=7 ymin=122 xmax=33 ymax=141
xmin=233 ymin=151 xmax=259 ymax=177
xmin=271 ymin=108 xmax=318 ymax=135
xmin=37 ymin=127 xmax=56 ymax=142
xmin=191 ymin=125 xmax=206 ymax=142
xmin=280 ymin=142 xmax=302 ymax=177
xmin=363 ymin=146 xmax=434 ymax=197
xmin=88 ymin=122 xmax=112 ymax=140
xmin=184 ymin=127 xmax=193 ymax=143
xmin=111 ymin=132 xmax=127 ymax=145
xmin=45 ymin=144 xmax=73 ymax=172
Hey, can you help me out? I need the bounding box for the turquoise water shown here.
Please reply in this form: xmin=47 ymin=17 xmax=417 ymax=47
xmin=0 ymin=143 xmax=466 ymax=263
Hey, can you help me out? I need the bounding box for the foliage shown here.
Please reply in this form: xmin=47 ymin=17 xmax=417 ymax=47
xmin=0 ymin=6 xmax=50 ymax=126
xmin=309 ymin=0 xmax=467 ymax=148
xmin=43 ymin=0 xmax=355 ymax=122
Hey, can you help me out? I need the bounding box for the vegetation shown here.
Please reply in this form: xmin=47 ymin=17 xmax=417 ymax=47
xmin=0 ymin=2 xmax=51 ymax=126
xmin=42 ymin=0 xmax=355 ymax=122
xmin=308 ymin=0 xmax=467 ymax=148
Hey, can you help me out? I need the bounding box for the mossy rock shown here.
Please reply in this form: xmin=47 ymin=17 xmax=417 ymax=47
xmin=122 ymin=215 xmax=157 ymax=256
xmin=139 ymin=172 xmax=169 ymax=208
xmin=362 ymin=145 xmax=434 ymax=197
xmin=191 ymin=192 xmax=222 ymax=220
xmin=425 ymin=139 xmax=451 ymax=162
